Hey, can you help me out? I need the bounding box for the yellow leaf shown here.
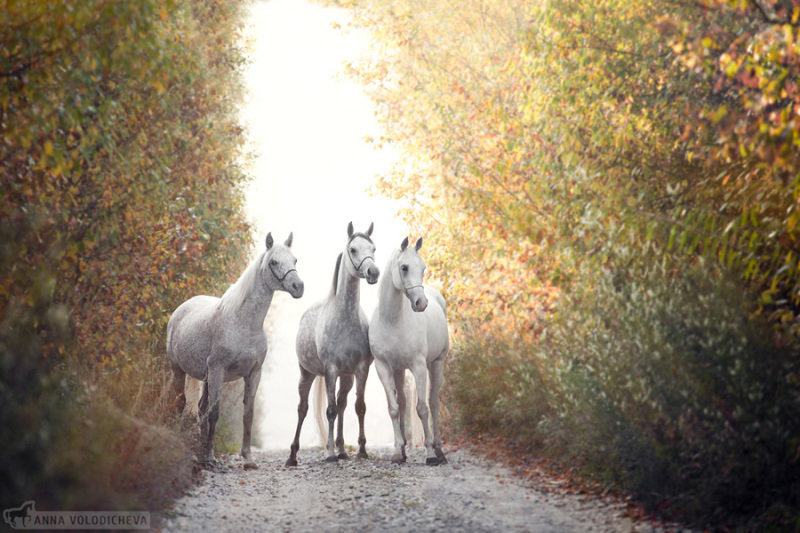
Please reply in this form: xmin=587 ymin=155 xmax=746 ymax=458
xmin=45 ymin=140 xmax=53 ymax=156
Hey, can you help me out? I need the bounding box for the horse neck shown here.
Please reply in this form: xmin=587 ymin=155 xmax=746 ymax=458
xmin=236 ymin=279 xmax=274 ymax=329
xmin=221 ymin=253 xmax=275 ymax=330
xmin=333 ymin=257 xmax=361 ymax=315
xmin=376 ymin=261 xmax=407 ymax=324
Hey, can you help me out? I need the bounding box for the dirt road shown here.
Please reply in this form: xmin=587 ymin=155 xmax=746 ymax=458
xmin=159 ymin=445 xmax=678 ymax=532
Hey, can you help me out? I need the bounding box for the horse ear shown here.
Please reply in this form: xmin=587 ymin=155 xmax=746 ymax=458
xmin=347 ymin=221 xmax=354 ymax=238
xmin=415 ymin=237 xmax=423 ymax=251
xmin=266 ymin=232 xmax=274 ymax=250
xmin=400 ymin=237 xmax=409 ymax=251
xmin=367 ymin=222 xmax=374 ymax=236
xmin=284 ymin=232 xmax=293 ymax=247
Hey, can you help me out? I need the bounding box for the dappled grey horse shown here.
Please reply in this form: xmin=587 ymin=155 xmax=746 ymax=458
xmin=286 ymin=222 xmax=379 ymax=466
xmin=167 ymin=233 xmax=304 ymax=468
xmin=369 ymin=237 xmax=449 ymax=465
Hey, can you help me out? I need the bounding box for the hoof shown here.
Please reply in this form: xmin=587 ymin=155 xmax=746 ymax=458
xmin=243 ymin=462 xmax=259 ymax=470
xmin=325 ymin=455 xmax=339 ymax=463
xmin=337 ymin=452 xmax=350 ymax=460
xmin=435 ymin=450 xmax=448 ymax=464
xmin=285 ymin=458 xmax=298 ymax=467
xmin=357 ymin=451 xmax=369 ymax=460
xmin=391 ymin=454 xmax=406 ymax=464
xmin=426 ymin=456 xmax=443 ymax=466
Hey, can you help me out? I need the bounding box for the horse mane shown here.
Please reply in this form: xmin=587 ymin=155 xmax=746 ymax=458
xmin=330 ymin=252 xmax=343 ymax=298
xmin=220 ymin=250 xmax=263 ymax=313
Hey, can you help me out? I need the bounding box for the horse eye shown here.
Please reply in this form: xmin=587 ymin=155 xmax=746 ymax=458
xmin=270 ymin=259 xmax=278 ymax=266
xmin=400 ymin=265 xmax=408 ymax=273
xmin=350 ymin=247 xmax=357 ymax=254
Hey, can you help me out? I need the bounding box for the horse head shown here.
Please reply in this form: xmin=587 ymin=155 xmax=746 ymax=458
xmin=344 ymin=221 xmax=379 ymax=284
xmin=263 ymin=232 xmax=304 ymax=298
xmin=393 ymin=236 xmax=427 ymax=312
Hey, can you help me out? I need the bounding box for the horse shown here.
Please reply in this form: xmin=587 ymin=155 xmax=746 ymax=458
xmin=167 ymin=233 xmax=304 ymax=468
xmin=369 ymin=236 xmax=449 ymax=465
xmin=285 ymin=222 xmax=379 ymax=466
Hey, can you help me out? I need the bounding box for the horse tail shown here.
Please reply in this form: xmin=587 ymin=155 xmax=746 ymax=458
xmin=313 ymin=376 xmax=327 ymax=445
xmin=330 ymin=253 xmax=343 ymax=298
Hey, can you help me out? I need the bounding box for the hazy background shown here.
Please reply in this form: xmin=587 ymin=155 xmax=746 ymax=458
xmin=239 ymin=0 xmax=406 ymax=450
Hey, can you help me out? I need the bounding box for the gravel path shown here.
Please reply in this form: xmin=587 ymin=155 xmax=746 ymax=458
xmin=158 ymin=445 xmax=671 ymax=532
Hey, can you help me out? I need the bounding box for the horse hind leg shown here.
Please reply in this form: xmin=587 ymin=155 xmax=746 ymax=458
xmin=429 ymin=358 xmax=447 ymax=464
xmin=335 ymin=374 xmax=354 ymax=460
xmin=286 ymin=367 xmax=315 ymax=467
xmin=199 ymin=367 xmax=224 ymax=468
xmin=197 ymin=379 xmax=209 ymax=456
xmin=410 ymin=360 xmax=438 ymax=466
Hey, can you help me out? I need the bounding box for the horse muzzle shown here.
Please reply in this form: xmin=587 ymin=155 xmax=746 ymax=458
xmin=405 ymin=286 xmax=428 ymax=312
xmin=366 ymin=264 xmax=380 ymax=285
xmin=284 ymin=272 xmax=304 ymax=298
xmin=412 ymin=295 xmax=428 ymax=312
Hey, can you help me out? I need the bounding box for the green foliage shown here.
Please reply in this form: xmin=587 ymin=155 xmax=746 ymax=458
xmin=539 ymin=251 xmax=799 ymax=525
xmin=446 ymin=334 xmax=553 ymax=449
xmin=1 ymin=0 xmax=251 ymax=509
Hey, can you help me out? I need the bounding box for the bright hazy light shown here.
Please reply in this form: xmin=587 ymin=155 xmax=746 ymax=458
xmin=239 ymin=0 xmax=406 ymax=449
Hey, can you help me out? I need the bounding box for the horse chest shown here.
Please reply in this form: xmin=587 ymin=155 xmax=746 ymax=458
xmin=370 ymin=318 xmax=427 ymax=362
xmin=317 ymin=318 xmax=370 ymax=370
xmin=210 ymin=328 xmax=267 ymax=379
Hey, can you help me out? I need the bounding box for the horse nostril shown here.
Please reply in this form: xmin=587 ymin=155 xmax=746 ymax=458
xmin=292 ymin=281 xmax=304 ymax=297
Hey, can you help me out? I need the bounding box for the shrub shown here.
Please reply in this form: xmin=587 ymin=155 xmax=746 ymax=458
xmin=536 ymin=251 xmax=800 ymax=527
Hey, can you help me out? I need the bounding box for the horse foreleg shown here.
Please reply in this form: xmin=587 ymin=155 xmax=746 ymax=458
xmin=375 ymin=358 xmax=405 ymax=463
xmin=393 ymin=369 xmax=408 ymax=460
xmin=335 ymin=374 xmax=354 ymax=459
xmin=410 ymin=360 xmax=437 ymax=465
xmin=429 ymin=358 xmax=447 ymax=464
xmin=241 ymin=366 xmax=262 ymax=467
xmin=324 ymin=370 xmax=339 ymax=462
xmin=355 ymin=367 xmax=369 ymax=459
xmin=200 ymin=367 xmax=224 ymax=466
xmin=286 ymin=367 xmax=315 ymax=467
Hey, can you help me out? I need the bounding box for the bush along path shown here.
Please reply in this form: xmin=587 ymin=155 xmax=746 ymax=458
xmin=159 ymin=445 xmax=692 ymax=532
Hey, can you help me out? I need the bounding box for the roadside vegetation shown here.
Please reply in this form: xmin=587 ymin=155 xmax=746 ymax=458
xmin=1 ymin=0 xmax=251 ymax=511
xmin=332 ymin=0 xmax=800 ymax=528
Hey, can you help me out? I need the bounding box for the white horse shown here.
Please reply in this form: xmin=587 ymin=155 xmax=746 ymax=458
xmin=369 ymin=237 xmax=449 ymax=465
xmin=167 ymin=233 xmax=304 ymax=468
xmin=286 ymin=222 xmax=379 ymax=466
